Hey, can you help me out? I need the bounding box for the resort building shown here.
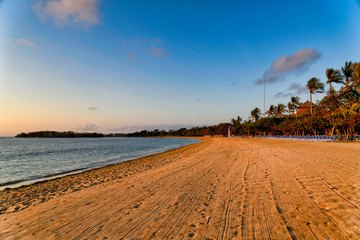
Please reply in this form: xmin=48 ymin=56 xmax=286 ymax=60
xmin=294 ymin=101 xmax=312 ymax=117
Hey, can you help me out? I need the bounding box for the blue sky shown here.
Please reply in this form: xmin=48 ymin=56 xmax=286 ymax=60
xmin=1 ymin=0 xmax=360 ymax=135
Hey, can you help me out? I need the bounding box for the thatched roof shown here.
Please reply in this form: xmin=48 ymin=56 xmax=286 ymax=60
xmin=290 ymin=101 xmax=313 ymax=117
xmin=298 ymin=101 xmax=312 ymax=109
xmin=293 ymin=101 xmax=314 ymax=116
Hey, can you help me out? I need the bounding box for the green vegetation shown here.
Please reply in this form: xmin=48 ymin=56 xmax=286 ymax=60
xmin=14 ymin=125 xmax=230 ymax=138
xmin=16 ymin=124 xmax=232 ymax=139
xmin=232 ymin=61 xmax=360 ymax=141
xmin=16 ymin=131 xmax=104 ymax=138
xmin=306 ymin=77 xmax=324 ymax=116
xmin=16 ymin=61 xmax=359 ymax=141
xmin=117 ymin=124 xmax=231 ymax=137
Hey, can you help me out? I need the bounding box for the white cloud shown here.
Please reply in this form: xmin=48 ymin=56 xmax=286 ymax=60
xmin=16 ymin=38 xmax=38 ymax=48
xmin=34 ymin=0 xmax=100 ymax=27
xmin=255 ymin=48 xmax=321 ymax=85
xmin=271 ymin=48 xmax=321 ymax=73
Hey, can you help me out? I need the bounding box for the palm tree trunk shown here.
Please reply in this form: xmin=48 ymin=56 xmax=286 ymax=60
xmin=330 ymin=126 xmax=336 ymax=136
xmin=345 ymin=77 xmax=349 ymax=88
xmin=309 ymin=91 xmax=313 ymax=116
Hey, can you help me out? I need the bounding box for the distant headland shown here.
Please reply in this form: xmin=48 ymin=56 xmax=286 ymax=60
xmin=15 ymin=131 xmax=106 ymax=138
xmin=15 ymin=125 xmax=231 ymax=138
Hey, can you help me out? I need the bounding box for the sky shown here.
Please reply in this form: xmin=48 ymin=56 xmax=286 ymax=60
xmin=1 ymin=0 xmax=360 ymax=136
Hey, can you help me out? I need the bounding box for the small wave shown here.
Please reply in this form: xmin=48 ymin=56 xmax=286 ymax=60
xmin=0 ymin=167 xmax=88 ymax=189
xmin=0 ymin=138 xmax=200 ymax=190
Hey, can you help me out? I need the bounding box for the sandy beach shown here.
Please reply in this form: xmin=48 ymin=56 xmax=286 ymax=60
xmin=0 ymin=137 xmax=359 ymax=239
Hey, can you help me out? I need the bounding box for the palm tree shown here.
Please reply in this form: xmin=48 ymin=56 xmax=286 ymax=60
xmin=352 ymin=62 xmax=360 ymax=92
xmin=287 ymin=102 xmax=293 ymax=114
xmin=250 ymin=107 xmax=261 ymax=122
xmin=340 ymin=103 xmax=360 ymax=141
xmin=290 ymin=96 xmax=300 ymax=105
xmin=288 ymin=96 xmax=300 ymax=114
xmin=341 ymin=102 xmax=360 ymax=115
xmin=341 ymin=61 xmax=354 ymax=88
xmin=307 ymin=77 xmax=325 ymax=116
xmin=326 ymin=68 xmax=344 ymax=92
xmin=276 ymin=103 xmax=286 ymax=116
xmin=231 ymin=116 xmax=242 ymax=126
xmin=266 ymin=105 xmax=275 ymax=117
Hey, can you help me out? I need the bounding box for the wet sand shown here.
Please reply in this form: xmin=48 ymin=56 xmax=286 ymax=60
xmin=0 ymin=137 xmax=359 ymax=239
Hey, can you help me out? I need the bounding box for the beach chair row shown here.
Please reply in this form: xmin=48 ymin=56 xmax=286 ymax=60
xmin=266 ymin=135 xmax=335 ymax=142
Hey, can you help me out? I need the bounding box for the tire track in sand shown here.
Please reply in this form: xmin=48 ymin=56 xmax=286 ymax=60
xmin=1 ymin=138 xmax=360 ymax=239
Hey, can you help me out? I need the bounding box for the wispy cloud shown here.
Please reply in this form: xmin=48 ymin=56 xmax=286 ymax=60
xmin=274 ymin=82 xmax=308 ymax=98
xmin=152 ymin=37 xmax=163 ymax=43
xmin=274 ymin=92 xmax=293 ymax=98
xmin=230 ymin=81 xmax=238 ymax=87
xmin=88 ymin=107 xmax=99 ymax=110
xmin=33 ymin=0 xmax=100 ymax=28
xmin=123 ymin=37 xmax=169 ymax=60
xmin=14 ymin=38 xmax=39 ymax=49
xmin=122 ymin=37 xmax=143 ymax=59
xmin=148 ymin=46 xmax=168 ymax=57
xmin=255 ymin=48 xmax=321 ymax=85
xmin=288 ymin=83 xmax=308 ymax=94
xmin=17 ymin=38 xmax=37 ymax=47
xmin=77 ymin=123 xmax=99 ymax=131
xmin=127 ymin=53 xmax=136 ymax=61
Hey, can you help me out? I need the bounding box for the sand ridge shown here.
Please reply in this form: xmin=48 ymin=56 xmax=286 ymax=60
xmin=0 ymin=137 xmax=359 ymax=239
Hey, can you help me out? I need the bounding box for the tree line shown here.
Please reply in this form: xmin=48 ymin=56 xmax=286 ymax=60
xmin=231 ymin=61 xmax=360 ymax=141
xmin=16 ymin=131 xmax=105 ymax=138
xmin=16 ymin=61 xmax=359 ymax=141
xmin=16 ymin=125 xmax=232 ymax=138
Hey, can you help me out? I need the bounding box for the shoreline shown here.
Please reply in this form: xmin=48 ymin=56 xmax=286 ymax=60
xmin=1 ymin=137 xmax=359 ymax=239
xmin=0 ymin=137 xmax=204 ymax=215
xmin=0 ymin=137 xmax=201 ymax=191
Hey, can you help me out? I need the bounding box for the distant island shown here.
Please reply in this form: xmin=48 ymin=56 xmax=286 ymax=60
xmin=16 ymin=131 xmax=105 ymax=138
xmin=15 ymin=124 xmax=231 ymax=138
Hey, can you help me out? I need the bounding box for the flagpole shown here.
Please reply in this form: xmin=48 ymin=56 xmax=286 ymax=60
xmin=264 ymin=78 xmax=266 ymax=116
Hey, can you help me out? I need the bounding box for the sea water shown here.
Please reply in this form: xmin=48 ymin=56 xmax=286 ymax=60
xmin=0 ymin=137 xmax=200 ymax=189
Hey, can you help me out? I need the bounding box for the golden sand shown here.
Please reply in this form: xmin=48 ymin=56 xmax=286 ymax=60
xmin=0 ymin=137 xmax=359 ymax=239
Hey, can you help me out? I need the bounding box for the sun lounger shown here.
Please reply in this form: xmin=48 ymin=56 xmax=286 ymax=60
xmin=324 ymin=136 xmax=335 ymax=142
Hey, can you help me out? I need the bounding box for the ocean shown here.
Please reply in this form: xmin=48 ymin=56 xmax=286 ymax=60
xmin=0 ymin=137 xmax=200 ymax=189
